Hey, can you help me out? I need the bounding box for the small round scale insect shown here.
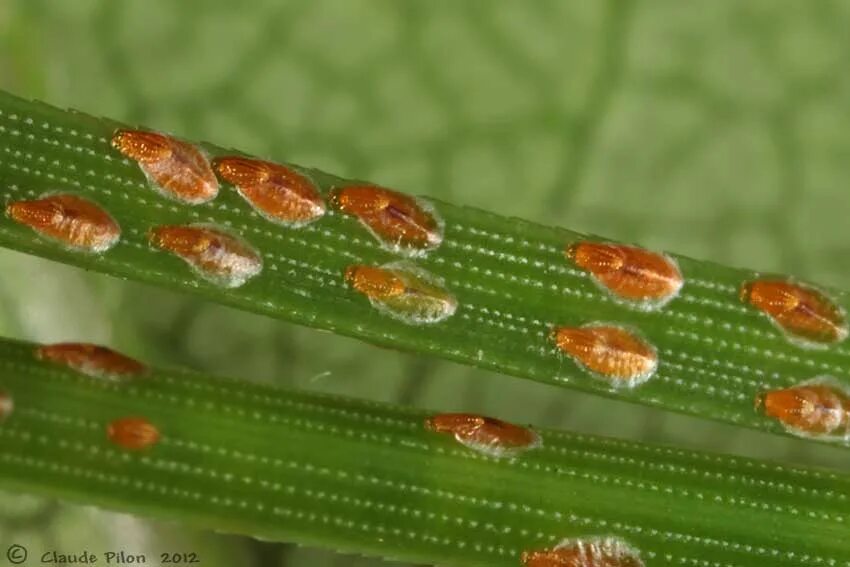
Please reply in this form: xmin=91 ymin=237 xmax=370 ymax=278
xmin=107 ymin=417 xmax=160 ymax=451
xmin=344 ymin=262 xmax=457 ymax=325
xmin=425 ymin=413 xmax=541 ymax=458
xmin=149 ymin=224 xmax=263 ymax=289
xmin=36 ymin=343 xmax=146 ymax=381
xmin=566 ymin=241 xmax=683 ymax=311
xmin=6 ymin=194 xmax=120 ymax=253
xmin=213 ymin=156 xmax=326 ymax=227
xmin=330 ymin=184 xmax=444 ymax=256
xmin=740 ymin=278 xmax=848 ymax=348
xmin=521 ymin=536 xmax=644 ymax=567
xmin=111 ymin=129 xmax=218 ymax=204
xmin=551 ymin=323 xmax=658 ymax=388
xmin=756 ymin=376 xmax=850 ymax=442
xmin=0 ymin=390 xmax=13 ymax=422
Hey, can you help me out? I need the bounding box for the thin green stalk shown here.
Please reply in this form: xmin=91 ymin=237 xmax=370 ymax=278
xmin=0 ymin=90 xmax=848 ymax=444
xmin=0 ymin=336 xmax=848 ymax=566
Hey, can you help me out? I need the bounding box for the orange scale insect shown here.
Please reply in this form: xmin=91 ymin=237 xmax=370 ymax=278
xmin=566 ymin=241 xmax=683 ymax=309
xmin=149 ymin=224 xmax=263 ymax=289
xmin=345 ymin=265 xmax=406 ymax=299
xmin=756 ymin=377 xmax=850 ymax=441
xmin=330 ymin=184 xmax=443 ymax=256
xmin=111 ymin=129 xmax=218 ymax=204
xmin=344 ymin=262 xmax=457 ymax=325
xmin=551 ymin=324 xmax=657 ymax=388
xmin=425 ymin=413 xmax=541 ymax=458
xmin=0 ymin=390 xmax=13 ymax=422
xmin=740 ymin=279 xmax=847 ymax=347
xmin=36 ymin=343 xmax=146 ymax=381
xmin=107 ymin=417 xmax=160 ymax=451
xmin=6 ymin=194 xmax=120 ymax=253
xmin=214 ymin=156 xmax=325 ymax=226
xmin=522 ymin=537 xmax=644 ymax=567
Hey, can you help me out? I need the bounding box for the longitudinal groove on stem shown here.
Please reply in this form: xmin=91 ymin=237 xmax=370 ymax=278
xmin=1 ymin=90 xmax=849 ymax=443
xmin=0 ymin=337 xmax=848 ymax=567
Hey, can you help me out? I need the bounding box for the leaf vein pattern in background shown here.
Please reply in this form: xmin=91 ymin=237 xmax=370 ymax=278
xmin=3 ymin=1 xmax=850 ymax=566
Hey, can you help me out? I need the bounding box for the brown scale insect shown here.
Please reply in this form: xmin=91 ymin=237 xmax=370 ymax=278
xmin=756 ymin=377 xmax=850 ymax=441
xmin=330 ymin=184 xmax=443 ymax=255
xmin=6 ymin=194 xmax=120 ymax=253
xmin=214 ymin=156 xmax=325 ymax=226
xmin=522 ymin=537 xmax=644 ymax=567
xmin=107 ymin=417 xmax=160 ymax=451
xmin=36 ymin=343 xmax=146 ymax=381
xmin=0 ymin=390 xmax=13 ymax=422
xmin=111 ymin=129 xmax=218 ymax=204
xmin=566 ymin=241 xmax=683 ymax=309
xmin=740 ymin=279 xmax=848 ymax=347
xmin=551 ymin=324 xmax=657 ymax=388
xmin=425 ymin=413 xmax=540 ymax=458
xmin=344 ymin=262 xmax=457 ymax=325
xmin=149 ymin=224 xmax=263 ymax=288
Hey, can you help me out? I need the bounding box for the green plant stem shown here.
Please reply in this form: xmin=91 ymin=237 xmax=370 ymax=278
xmin=0 ymin=336 xmax=848 ymax=566
xmin=0 ymin=90 xmax=848 ymax=444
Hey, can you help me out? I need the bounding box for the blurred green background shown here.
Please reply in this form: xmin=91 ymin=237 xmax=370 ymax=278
xmin=2 ymin=1 xmax=850 ymax=565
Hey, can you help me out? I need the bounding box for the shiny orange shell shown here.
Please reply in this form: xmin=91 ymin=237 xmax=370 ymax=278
xmin=521 ymin=537 xmax=644 ymax=567
xmin=112 ymin=129 xmax=218 ymax=204
xmin=149 ymin=224 xmax=262 ymax=288
xmin=344 ymin=262 xmax=457 ymax=325
xmin=425 ymin=413 xmax=540 ymax=457
xmin=344 ymin=265 xmax=406 ymax=300
xmin=214 ymin=156 xmax=325 ymax=225
xmin=741 ymin=279 xmax=847 ymax=346
xmin=756 ymin=378 xmax=850 ymax=438
xmin=7 ymin=194 xmax=120 ymax=252
xmin=36 ymin=343 xmax=146 ymax=379
xmin=330 ymin=185 xmax=442 ymax=254
xmin=566 ymin=242 xmax=682 ymax=307
xmin=107 ymin=417 xmax=160 ymax=451
xmin=552 ymin=324 xmax=657 ymax=385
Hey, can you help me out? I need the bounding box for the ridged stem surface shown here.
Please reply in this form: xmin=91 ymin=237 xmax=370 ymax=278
xmin=0 ymin=90 xmax=848 ymax=443
xmin=0 ymin=337 xmax=848 ymax=566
